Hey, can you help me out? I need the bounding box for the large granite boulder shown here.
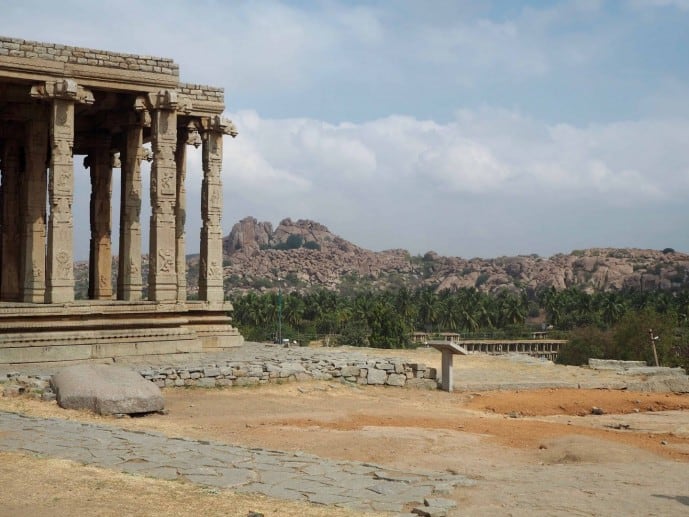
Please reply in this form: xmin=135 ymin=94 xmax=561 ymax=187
xmin=51 ymin=364 xmax=164 ymax=415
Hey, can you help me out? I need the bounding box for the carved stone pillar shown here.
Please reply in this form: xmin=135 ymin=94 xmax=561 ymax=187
xmin=22 ymin=118 xmax=49 ymax=303
xmin=117 ymin=123 xmax=144 ymax=301
xmin=175 ymin=130 xmax=187 ymax=302
xmin=148 ymin=91 xmax=178 ymax=301
xmin=46 ymin=98 xmax=76 ymax=303
xmin=199 ymin=116 xmax=229 ymax=303
xmin=174 ymin=121 xmax=201 ymax=302
xmin=31 ymin=79 xmax=93 ymax=304
xmin=87 ymin=137 xmax=113 ymax=300
xmin=1 ymin=138 xmax=22 ymax=301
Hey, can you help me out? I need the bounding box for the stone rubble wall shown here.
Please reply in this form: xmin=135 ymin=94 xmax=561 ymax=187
xmin=0 ymin=358 xmax=438 ymax=398
xmin=0 ymin=36 xmax=179 ymax=75
xmin=140 ymin=357 xmax=438 ymax=389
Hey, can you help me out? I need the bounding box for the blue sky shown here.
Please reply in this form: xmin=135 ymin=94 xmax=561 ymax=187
xmin=2 ymin=0 xmax=688 ymax=258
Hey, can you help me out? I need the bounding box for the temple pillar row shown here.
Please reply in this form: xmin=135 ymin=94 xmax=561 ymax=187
xmin=1 ymin=84 xmax=235 ymax=305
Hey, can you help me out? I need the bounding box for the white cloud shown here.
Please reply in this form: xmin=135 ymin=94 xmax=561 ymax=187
xmin=223 ymin=109 xmax=689 ymax=201
xmin=218 ymin=109 xmax=689 ymax=255
xmin=415 ymin=140 xmax=511 ymax=193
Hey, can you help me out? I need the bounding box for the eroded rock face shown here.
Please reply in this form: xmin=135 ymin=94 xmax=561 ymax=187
xmin=51 ymin=364 xmax=164 ymax=415
xmin=224 ymin=216 xmax=273 ymax=254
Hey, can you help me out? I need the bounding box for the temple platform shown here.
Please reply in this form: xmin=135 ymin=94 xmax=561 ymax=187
xmin=0 ymin=301 xmax=243 ymax=365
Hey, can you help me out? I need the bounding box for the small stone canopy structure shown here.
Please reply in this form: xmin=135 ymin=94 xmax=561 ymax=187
xmin=427 ymin=340 xmax=467 ymax=392
xmin=0 ymin=36 xmax=242 ymax=364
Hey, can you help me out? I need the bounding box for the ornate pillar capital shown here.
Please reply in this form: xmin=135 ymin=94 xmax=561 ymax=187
xmin=138 ymin=90 xmax=192 ymax=114
xmin=30 ymin=79 xmax=95 ymax=105
xmin=201 ymin=115 xmax=238 ymax=138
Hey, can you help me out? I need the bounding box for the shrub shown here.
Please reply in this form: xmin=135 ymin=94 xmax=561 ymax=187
xmin=557 ymin=326 xmax=614 ymax=366
xmin=337 ymin=320 xmax=370 ymax=347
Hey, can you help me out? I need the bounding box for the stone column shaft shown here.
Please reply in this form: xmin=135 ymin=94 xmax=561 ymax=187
xmin=22 ymin=119 xmax=49 ymax=303
xmin=46 ymin=98 xmax=75 ymax=304
xmin=117 ymin=125 xmax=143 ymax=301
xmin=441 ymin=350 xmax=454 ymax=392
xmin=88 ymin=142 xmax=113 ymax=300
xmin=148 ymin=107 xmax=178 ymax=301
xmin=1 ymin=138 xmax=22 ymax=301
xmin=175 ymin=135 xmax=187 ymax=302
xmin=199 ymin=130 xmax=224 ymax=303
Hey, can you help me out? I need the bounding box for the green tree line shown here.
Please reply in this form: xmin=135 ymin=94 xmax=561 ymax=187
xmin=230 ymin=286 xmax=689 ymax=368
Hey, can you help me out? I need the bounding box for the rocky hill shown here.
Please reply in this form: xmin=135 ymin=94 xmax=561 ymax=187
xmin=220 ymin=216 xmax=689 ymax=295
xmin=73 ymin=217 xmax=689 ymax=297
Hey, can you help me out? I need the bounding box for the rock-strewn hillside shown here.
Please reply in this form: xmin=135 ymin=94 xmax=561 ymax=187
xmin=221 ymin=217 xmax=689 ymax=294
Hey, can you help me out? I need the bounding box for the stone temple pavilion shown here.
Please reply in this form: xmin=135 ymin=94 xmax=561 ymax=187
xmin=0 ymin=36 xmax=243 ymax=365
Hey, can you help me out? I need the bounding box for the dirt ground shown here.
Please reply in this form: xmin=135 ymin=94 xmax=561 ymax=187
xmin=2 ymin=353 xmax=689 ymax=516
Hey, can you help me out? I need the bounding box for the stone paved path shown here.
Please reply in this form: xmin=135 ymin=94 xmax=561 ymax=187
xmin=0 ymin=411 xmax=474 ymax=513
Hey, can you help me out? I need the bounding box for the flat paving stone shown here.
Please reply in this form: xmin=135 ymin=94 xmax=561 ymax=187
xmin=0 ymin=411 xmax=475 ymax=513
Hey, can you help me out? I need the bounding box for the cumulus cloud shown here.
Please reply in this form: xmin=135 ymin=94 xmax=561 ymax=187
xmin=226 ymin=109 xmax=689 ymax=197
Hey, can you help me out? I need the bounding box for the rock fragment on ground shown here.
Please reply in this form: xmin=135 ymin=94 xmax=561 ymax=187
xmin=51 ymin=364 xmax=164 ymax=415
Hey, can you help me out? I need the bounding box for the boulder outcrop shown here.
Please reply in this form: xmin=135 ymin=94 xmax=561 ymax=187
xmin=220 ymin=217 xmax=689 ymax=295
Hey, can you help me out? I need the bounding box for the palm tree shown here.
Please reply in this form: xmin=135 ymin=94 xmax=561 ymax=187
xmin=417 ymin=287 xmax=439 ymax=333
xmin=282 ymin=294 xmax=304 ymax=328
xmin=598 ymin=292 xmax=625 ymax=327
xmin=500 ymin=293 xmax=526 ymax=326
xmin=394 ymin=287 xmax=417 ymax=329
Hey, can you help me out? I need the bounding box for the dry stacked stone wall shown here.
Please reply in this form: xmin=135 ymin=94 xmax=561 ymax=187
xmin=140 ymin=357 xmax=438 ymax=389
xmin=0 ymin=36 xmax=178 ymax=75
xmin=0 ymin=352 xmax=438 ymax=399
xmin=179 ymin=82 xmax=224 ymax=103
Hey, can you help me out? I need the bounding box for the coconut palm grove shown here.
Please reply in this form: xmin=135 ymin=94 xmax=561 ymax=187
xmin=230 ymin=285 xmax=689 ymax=369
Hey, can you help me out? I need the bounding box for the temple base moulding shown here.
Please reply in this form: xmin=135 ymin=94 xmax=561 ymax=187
xmin=0 ymin=301 xmax=243 ymax=365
